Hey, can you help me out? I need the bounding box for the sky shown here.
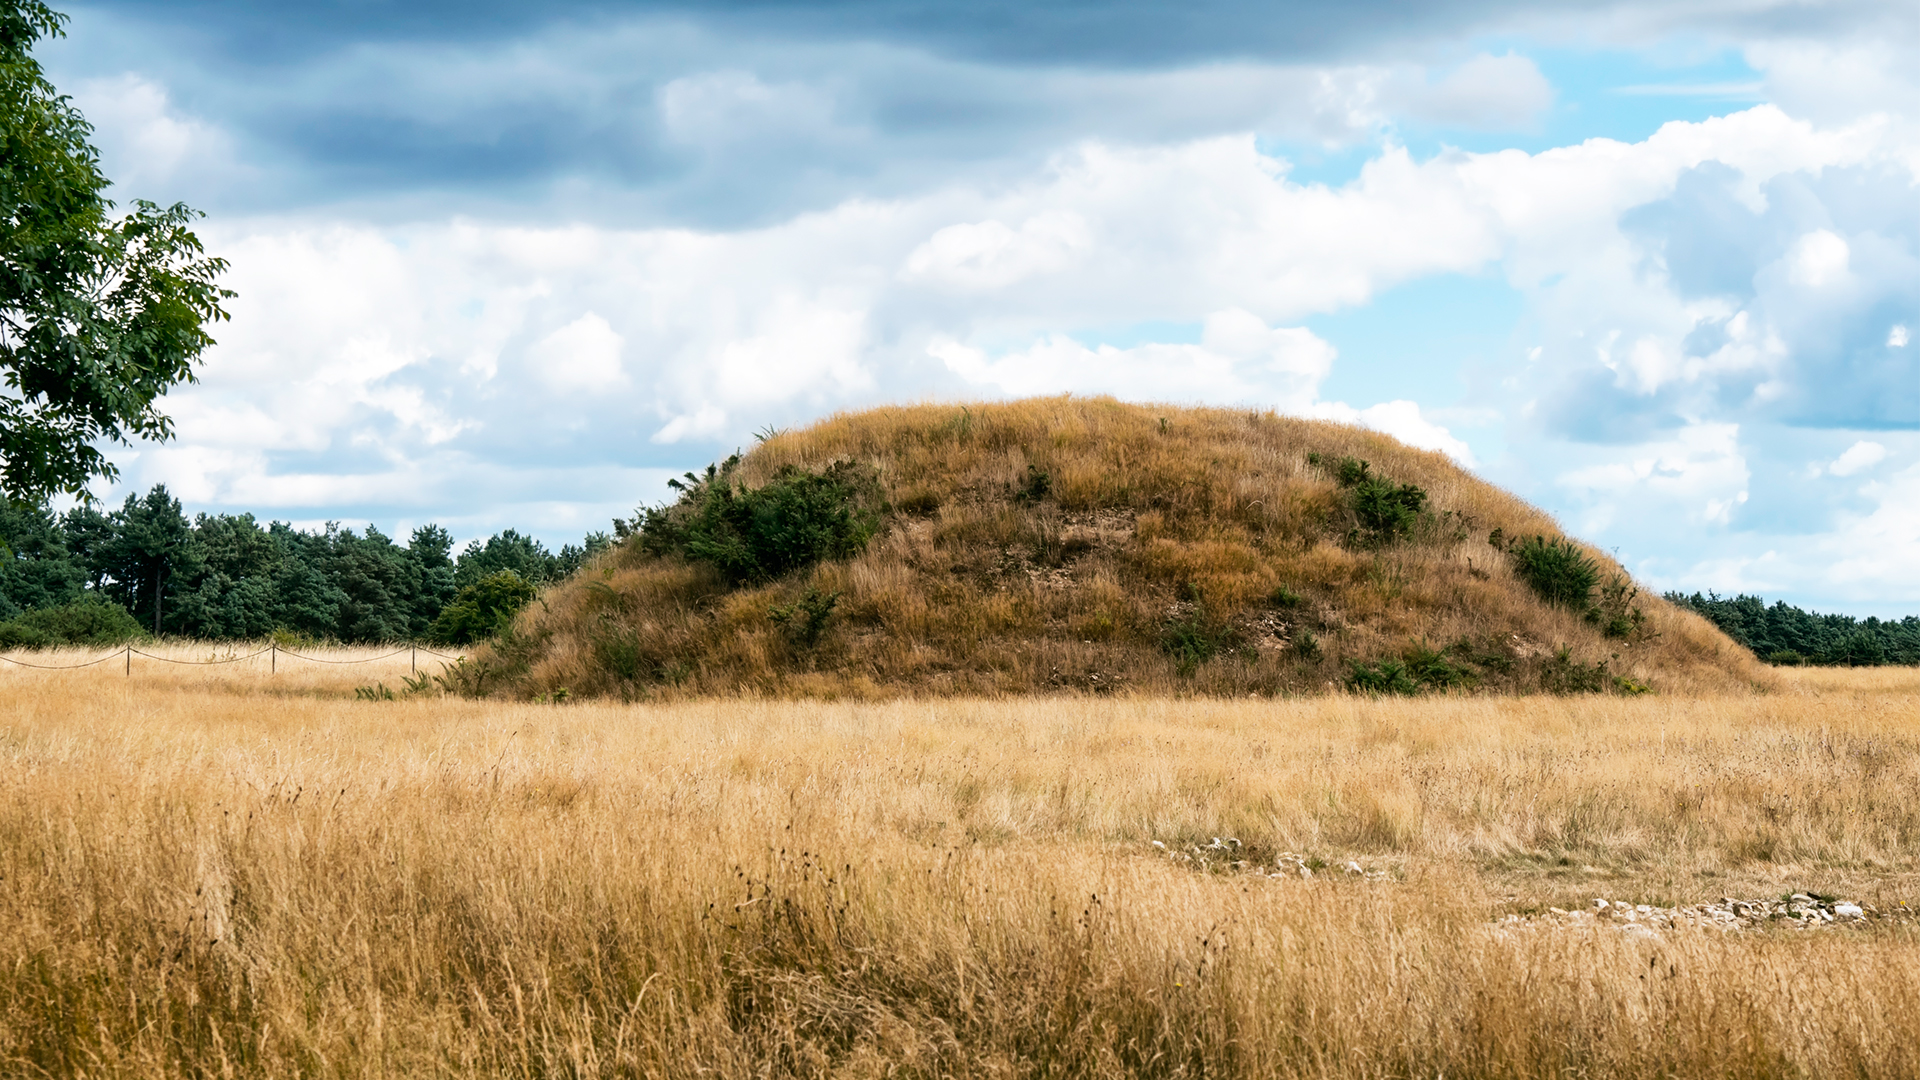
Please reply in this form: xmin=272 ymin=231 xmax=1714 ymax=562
xmin=38 ymin=0 xmax=1920 ymax=613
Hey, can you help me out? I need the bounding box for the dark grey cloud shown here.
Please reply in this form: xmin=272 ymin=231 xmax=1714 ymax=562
xmin=52 ymin=0 xmax=1914 ymax=230
xmin=68 ymin=0 xmax=1920 ymax=67
xmin=54 ymin=10 xmax=1456 ymax=226
xmin=72 ymin=0 xmax=1535 ymax=67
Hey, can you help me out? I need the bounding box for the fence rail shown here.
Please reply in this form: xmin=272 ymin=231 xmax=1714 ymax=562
xmin=0 ymin=643 xmax=464 ymax=673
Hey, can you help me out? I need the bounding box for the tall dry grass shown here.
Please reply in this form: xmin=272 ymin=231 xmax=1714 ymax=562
xmin=0 ymin=640 xmax=449 ymax=697
xmin=0 ymin=660 xmax=1915 ymax=1076
xmin=484 ymin=397 xmax=1766 ymax=700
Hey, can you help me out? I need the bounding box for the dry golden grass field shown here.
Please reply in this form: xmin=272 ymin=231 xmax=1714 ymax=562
xmin=3 ymin=647 xmax=1919 ymax=1077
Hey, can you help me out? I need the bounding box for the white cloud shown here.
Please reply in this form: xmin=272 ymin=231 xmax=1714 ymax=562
xmin=706 ymin=300 xmax=870 ymax=407
xmin=1890 ymin=324 xmax=1910 ymax=347
xmin=904 ymin=212 xmax=1092 ymax=290
xmin=1822 ymin=461 xmax=1920 ymax=593
xmin=1641 ymin=427 xmax=1920 ymax=609
xmin=1785 ymin=229 xmax=1851 ymax=288
xmin=657 ymin=69 xmax=852 ymax=152
xmin=651 ymin=406 xmax=728 ymax=445
xmin=531 ymin=313 xmax=627 ymax=393
xmin=1829 ymin=440 xmax=1887 ymax=476
xmin=1555 ymin=422 xmax=1750 ymax=532
xmin=930 ymin=308 xmax=1334 ymax=407
xmin=1396 ymin=53 xmax=1554 ymax=131
xmin=71 ymin=74 xmax=242 ymax=199
xmin=1746 ymin=40 xmax=1920 ymax=130
xmin=1313 ymin=400 xmax=1478 ymax=465
xmin=931 ymin=311 xmax=1475 ymax=463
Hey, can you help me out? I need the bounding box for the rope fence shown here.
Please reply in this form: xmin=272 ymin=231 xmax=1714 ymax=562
xmin=0 ymin=642 xmax=464 ymax=673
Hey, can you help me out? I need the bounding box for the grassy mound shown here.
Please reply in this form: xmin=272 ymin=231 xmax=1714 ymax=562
xmin=469 ymin=397 xmax=1765 ymax=699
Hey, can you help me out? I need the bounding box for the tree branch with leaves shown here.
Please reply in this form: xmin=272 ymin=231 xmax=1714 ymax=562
xmin=0 ymin=0 xmax=232 ymax=500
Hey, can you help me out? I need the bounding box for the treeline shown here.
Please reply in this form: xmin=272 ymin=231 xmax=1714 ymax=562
xmin=1666 ymin=592 xmax=1920 ymax=666
xmin=0 ymin=485 xmax=608 ymax=647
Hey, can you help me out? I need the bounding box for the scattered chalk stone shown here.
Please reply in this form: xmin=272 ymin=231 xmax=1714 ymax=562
xmin=1504 ymin=893 xmax=1897 ymax=936
xmin=1145 ymin=843 xmax=1900 ymax=935
xmin=1145 ymin=841 xmax=1393 ymax=882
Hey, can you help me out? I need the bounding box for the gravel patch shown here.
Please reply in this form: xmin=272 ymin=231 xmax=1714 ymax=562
xmin=1502 ymin=893 xmax=1911 ymax=934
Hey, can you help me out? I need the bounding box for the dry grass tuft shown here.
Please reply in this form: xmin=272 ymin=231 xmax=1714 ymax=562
xmin=0 ymin=661 xmax=1915 ymax=1076
xmin=480 ymin=397 xmax=1766 ymax=700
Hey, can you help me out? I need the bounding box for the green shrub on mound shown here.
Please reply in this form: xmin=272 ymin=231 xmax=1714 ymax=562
xmin=457 ymin=398 xmax=1764 ymax=700
xmin=1496 ymin=531 xmax=1650 ymax=642
xmin=625 ymin=456 xmax=885 ymax=584
xmin=429 ymin=571 xmax=538 ymax=646
xmin=1506 ymin=535 xmax=1598 ymax=608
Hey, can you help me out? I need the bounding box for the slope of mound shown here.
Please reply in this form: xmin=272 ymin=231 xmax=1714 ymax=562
xmin=470 ymin=397 xmax=1767 ymax=699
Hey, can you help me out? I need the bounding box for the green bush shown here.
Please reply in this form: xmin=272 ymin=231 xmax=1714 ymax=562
xmin=1162 ymin=613 xmax=1237 ymax=676
xmin=1352 ymin=478 xmax=1427 ymax=541
xmin=1320 ymin=456 xmax=1428 ymax=544
xmin=1346 ymin=659 xmax=1419 ymax=695
xmin=0 ymin=598 xmax=143 ymax=648
xmin=1588 ymin=576 xmax=1648 ymax=640
xmin=1503 ymin=536 xmax=1652 ymax=637
xmin=1012 ymin=465 xmax=1052 ymax=504
xmin=1349 ymin=643 xmax=1472 ymax=695
xmin=634 ymin=458 xmax=885 ymax=585
xmin=428 ymin=570 xmax=537 ymax=645
xmin=768 ymin=588 xmax=840 ymax=648
xmin=1291 ymin=629 xmax=1322 ymax=660
xmin=624 ymin=455 xmax=739 ymax=554
xmin=1542 ymin=647 xmax=1610 ymax=694
xmin=1508 ymin=535 xmax=1600 ymax=608
xmin=1448 ymin=636 xmax=1513 ymax=674
xmin=1403 ymin=641 xmax=1470 ymax=689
